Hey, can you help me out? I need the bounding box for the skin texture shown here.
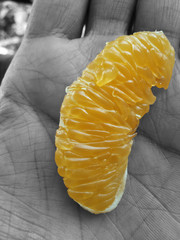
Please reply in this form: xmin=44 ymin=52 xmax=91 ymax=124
xmin=0 ymin=0 xmax=180 ymax=239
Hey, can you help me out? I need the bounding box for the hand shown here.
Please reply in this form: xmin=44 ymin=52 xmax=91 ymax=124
xmin=0 ymin=0 xmax=180 ymax=239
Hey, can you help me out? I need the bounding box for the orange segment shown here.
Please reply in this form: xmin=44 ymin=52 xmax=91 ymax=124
xmin=55 ymin=31 xmax=175 ymax=214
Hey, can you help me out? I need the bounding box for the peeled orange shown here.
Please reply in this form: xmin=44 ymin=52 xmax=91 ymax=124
xmin=55 ymin=31 xmax=175 ymax=214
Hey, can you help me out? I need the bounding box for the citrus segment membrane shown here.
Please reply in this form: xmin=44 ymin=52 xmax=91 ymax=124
xmin=55 ymin=31 xmax=175 ymax=214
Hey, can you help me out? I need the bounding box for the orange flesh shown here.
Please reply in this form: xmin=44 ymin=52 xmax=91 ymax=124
xmin=55 ymin=31 xmax=175 ymax=214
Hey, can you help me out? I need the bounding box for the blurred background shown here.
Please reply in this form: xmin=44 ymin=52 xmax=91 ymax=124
xmin=0 ymin=0 xmax=33 ymax=83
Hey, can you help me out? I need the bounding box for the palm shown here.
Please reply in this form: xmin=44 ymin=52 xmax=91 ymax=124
xmin=1 ymin=0 xmax=180 ymax=239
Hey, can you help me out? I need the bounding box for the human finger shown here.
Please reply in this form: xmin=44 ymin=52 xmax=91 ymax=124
xmin=26 ymin=0 xmax=89 ymax=39
xmin=134 ymin=0 xmax=180 ymax=51
xmin=133 ymin=0 xmax=180 ymax=153
xmin=85 ymin=0 xmax=137 ymax=36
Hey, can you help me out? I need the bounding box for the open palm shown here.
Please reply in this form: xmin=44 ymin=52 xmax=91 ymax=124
xmin=0 ymin=0 xmax=180 ymax=239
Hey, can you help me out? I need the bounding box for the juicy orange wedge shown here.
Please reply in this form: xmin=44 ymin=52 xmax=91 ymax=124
xmin=55 ymin=31 xmax=175 ymax=214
